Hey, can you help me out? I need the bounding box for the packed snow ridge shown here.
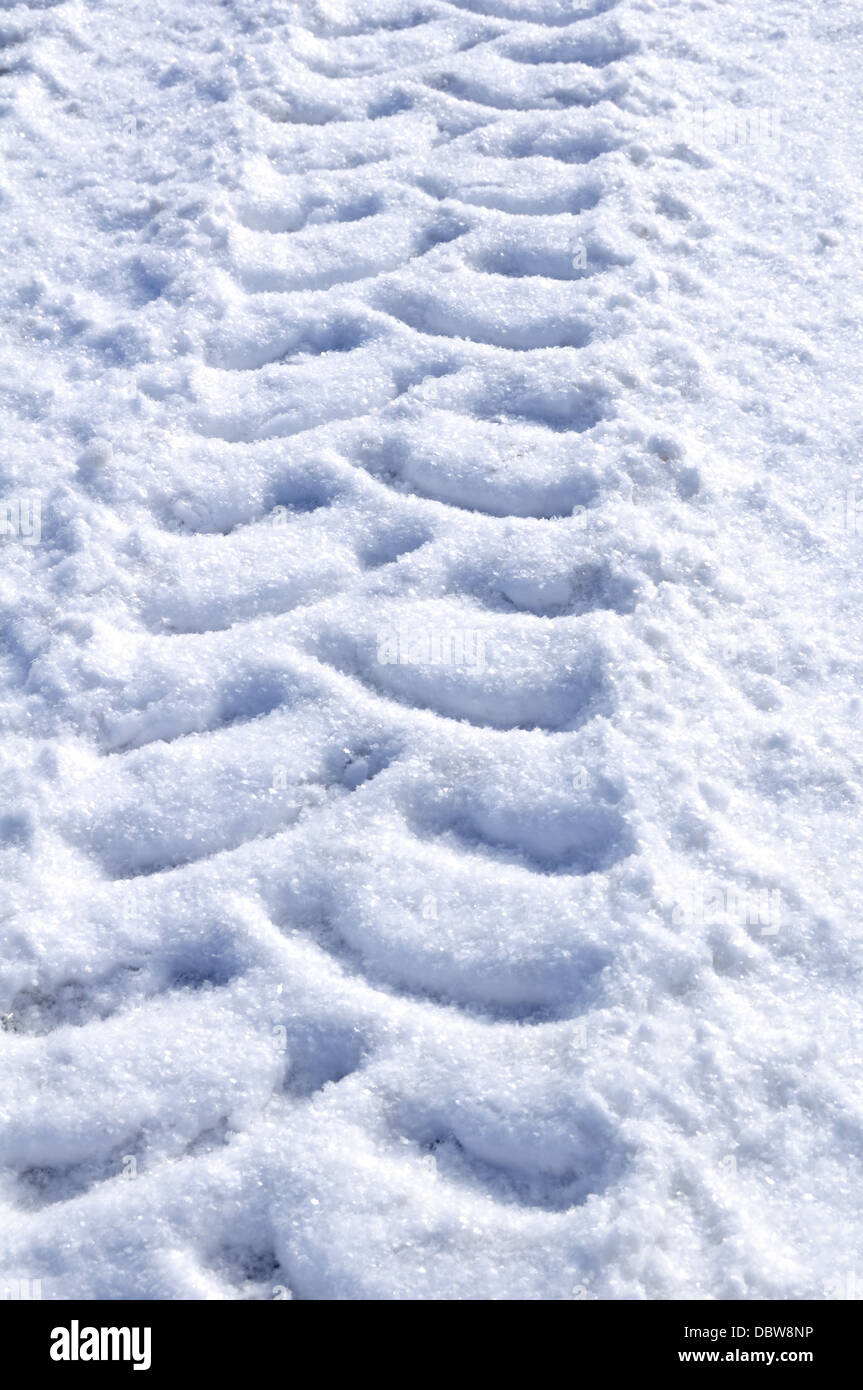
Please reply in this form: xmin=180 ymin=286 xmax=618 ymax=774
xmin=1 ymin=0 xmax=861 ymax=1300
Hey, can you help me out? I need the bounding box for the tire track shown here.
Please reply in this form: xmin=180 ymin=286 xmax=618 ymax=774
xmin=2 ymin=0 xmax=722 ymax=1291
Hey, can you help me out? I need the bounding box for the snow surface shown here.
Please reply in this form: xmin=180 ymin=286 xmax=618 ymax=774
xmin=1 ymin=0 xmax=863 ymax=1300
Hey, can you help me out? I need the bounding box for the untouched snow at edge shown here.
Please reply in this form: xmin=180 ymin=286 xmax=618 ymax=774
xmin=1 ymin=0 xmax=862 ymax=1299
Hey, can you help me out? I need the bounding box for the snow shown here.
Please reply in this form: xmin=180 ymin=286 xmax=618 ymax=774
xmin=1 ymin=0 xmax=862 ymax=1300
